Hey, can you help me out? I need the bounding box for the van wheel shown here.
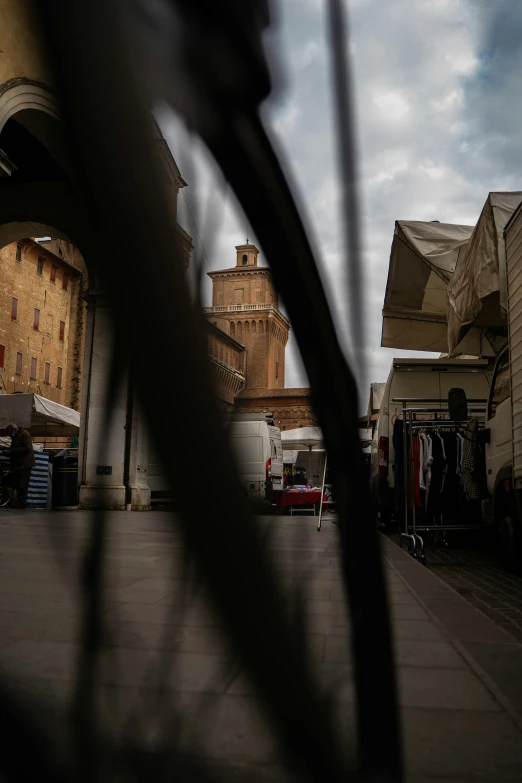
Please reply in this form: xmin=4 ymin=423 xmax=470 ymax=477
xmin=498 ymin=514 xmax=522 ymax=573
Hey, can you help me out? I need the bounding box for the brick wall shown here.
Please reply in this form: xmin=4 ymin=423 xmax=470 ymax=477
xmin=0 ymin=239 xmax=84 ymax=409
xmin=235 ymin=390 xmax=317 ymax=430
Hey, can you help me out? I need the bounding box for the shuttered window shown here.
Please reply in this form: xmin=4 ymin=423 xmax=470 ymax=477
xmin=57 ymin=366 xmax=63 ymax=388
xmin=37 ymin=258 xmax=44 ymax=275
xmin=44 ymin=362 xmax=50 ymax=384
xmin=34 ymin=308 xmax=40 ymax=330
xmin=50 ymin=265 xmax=57 ymax=283
xmin=15 ymin=352 xmax=22 ymax=376
xmin=59 ymin=320 xmax=65 ymax=341
xmin=11 ymin=297 xmax=18 ymax=320
xmin=30 ymin=358 xmax=37 ymax=380
xmin=0 ymin=345 xmax=5 ymax=369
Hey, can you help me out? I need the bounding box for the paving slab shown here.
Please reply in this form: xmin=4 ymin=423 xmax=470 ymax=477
xmin=1 ymin=509 xmax=522 ymax=781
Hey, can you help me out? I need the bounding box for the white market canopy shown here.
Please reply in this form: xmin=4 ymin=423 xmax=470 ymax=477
xmin=447 ymin=191 xmax=522 ymax=355
xmin=381 ymin=219 xmax=474 ymax=352
xmin=0 ymin=393 xmax=80 ymax=437
xmin=281 ymin=427 xmax=324 ymax=450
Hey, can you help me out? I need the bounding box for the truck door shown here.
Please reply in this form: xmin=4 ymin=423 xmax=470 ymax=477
xmin=486 ymin=349 xmax=512 ymax=496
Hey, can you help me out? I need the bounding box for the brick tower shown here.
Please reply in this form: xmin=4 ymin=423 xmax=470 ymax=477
xmin=205 ymin=243 xmax=289 ymax=390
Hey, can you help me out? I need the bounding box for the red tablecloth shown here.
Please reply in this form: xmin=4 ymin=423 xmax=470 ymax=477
xmin=276 ymin=490 xmax=326 ymax=509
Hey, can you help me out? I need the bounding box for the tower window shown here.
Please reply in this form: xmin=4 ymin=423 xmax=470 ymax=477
xmin=37 ymin=257 xmax=44 ymax=275
xmin=11 ymin=297 xmax=18 ymax=320
xmin=252 ymin=320 xmax=256 ymax=334
xmin=33 ymin=308 xmax=40 ymax=330
xmin=57 ymin=366 xmax=63 ymax=388
xmin=242 ymin=254 xmax=247 ymax=265
xmin=59 ymin=320 xmax=65 ymax=341
xmin=16 ymin=244 xmax=22 ymax=263
xmin=44 ymin=361 xmax=51 ymax=384
xmin=230 ymin=322 xmax=235 ymax=337
xmin=259 ymin=320 xmax=264 ymax=334
xmin=30 ymin=357 xmax=37 ymax=380
xmin=15 ymin=352 xmax=22 ymax=376
xmin=50 ymin=265 xmax=57 ymax=283
xmin=0 ymin=345 xmax=5 ymax=369
xmin=237 ymin=322 xmax=243 ymax=338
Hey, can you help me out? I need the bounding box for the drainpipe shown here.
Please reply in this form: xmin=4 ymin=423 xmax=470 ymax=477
xmin=123 ymin=373 xmax=134 ymax=511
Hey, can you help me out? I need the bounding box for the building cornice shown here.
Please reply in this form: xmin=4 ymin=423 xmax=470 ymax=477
xmin=207 ymin=267 xmax=272 ymax=279
xmin=204 ymin=304 xmax=289 ymax=330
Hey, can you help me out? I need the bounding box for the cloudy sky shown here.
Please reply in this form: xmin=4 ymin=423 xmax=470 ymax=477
xmin=162 ymin=0 xmax=521 ymax=403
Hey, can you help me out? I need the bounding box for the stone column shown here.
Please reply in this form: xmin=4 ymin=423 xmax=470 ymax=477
xmin=78 ymin=293 xmax=150 ymax=510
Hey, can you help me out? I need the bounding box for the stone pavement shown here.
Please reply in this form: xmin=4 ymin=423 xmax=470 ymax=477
xmin=1 ymin=509 xmax=522 ymax=781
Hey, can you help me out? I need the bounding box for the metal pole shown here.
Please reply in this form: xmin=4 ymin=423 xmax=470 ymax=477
xmin=317 ymin=453 xmax=328 ymax=532
xmin=409 ymin=409 xmax=416 ymax=540
xmin=402 ymin=401 xmax=408 ymax=537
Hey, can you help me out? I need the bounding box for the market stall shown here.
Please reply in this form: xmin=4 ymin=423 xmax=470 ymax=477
xmin=281 ymin=427 xmax=328 ymax=525
xmin=381 ymin=219 xmax=492 ymax=354
xmin=0 ymin=394 xmax=80 ymax=508
xmin=447 ymin=191 xmax=522 ymax=355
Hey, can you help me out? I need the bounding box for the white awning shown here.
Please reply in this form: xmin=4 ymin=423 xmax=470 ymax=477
xmin=0 ymin=393 xmax=80 ymax=437
xmin=382 ymin=220 xmax=474 ymax=351
xmin=447 ymin=192 xmax=522 ymax=355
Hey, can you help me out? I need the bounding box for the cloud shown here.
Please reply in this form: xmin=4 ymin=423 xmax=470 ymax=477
xmin=160 ymin=0 xmax=519 ymax=411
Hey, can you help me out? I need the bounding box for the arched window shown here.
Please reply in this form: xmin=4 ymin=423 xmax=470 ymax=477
xmin=244 ymin=321 xmax=249 ymax=335
xmin=259 ymin=320 xmax=264 ymax=334
xmin=237 ymin=322 xmax=243 ymax=338
xmin=230 ymin=322 xmax=235 ymax=337
xmin=252 ymin=320 xmax=256 ymax=333
xmin=242 ymin=254 xmax=247 ymax=265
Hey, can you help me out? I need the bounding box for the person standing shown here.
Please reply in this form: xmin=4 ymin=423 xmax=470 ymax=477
xmin=5 ymin=424 xmax=35 ymax=509
xmin=293 ymin=467 xmax=308 ymax=486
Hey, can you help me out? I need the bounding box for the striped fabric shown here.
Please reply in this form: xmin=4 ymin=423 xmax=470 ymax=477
xmin=0 ymin=447 xmax=50 ymax=508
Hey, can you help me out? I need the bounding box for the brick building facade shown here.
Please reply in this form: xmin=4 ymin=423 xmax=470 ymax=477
xmin=0 ymin=238 xmax=85 ymax=408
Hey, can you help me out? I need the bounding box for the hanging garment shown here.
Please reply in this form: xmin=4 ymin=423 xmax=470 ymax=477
xmin=441 ymin=432 xmax=459 ymax=518
xmin=460 ymin=419 xmax=481 ymax=502
xmin=393 ymin=418 xmax=405 ymax=524
xmin=419 ymin=435 xmax=426 ymax=490
xmin=456 ymin=433 xmax=464 ymax=475
xmin=410 ymin=435 xmax=422 ymax=507
xmin=426 ymin=433 xmax=446 ymax=518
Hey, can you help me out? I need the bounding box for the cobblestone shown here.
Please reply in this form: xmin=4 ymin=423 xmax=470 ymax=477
xmin=389 ymin=531 xmax=522 ymax=641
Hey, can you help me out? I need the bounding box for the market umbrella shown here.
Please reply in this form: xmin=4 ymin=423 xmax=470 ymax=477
xmin=281 ymin=427 xmax=324 ymax=477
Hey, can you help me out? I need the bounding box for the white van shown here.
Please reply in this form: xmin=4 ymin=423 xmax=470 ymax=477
xmin=148 ymin=413 xmax=283 ymax=505
xmin=371 ymin=358 xmax=491 ymax=524
xmin=226 ymin=413 xmax=283 ymax=501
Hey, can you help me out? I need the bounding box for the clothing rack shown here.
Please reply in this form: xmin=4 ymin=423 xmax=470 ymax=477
xmin=392 ymin=398 xmax=487 ymax=566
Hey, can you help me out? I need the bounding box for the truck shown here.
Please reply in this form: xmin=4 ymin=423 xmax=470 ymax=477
xmin=370 ymin=357 xmax=491 ymax=528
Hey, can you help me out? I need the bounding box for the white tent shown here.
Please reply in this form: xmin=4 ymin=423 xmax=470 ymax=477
xmin=447 ymin=192 xmax=522 ymax=355
xmin=382 ymin=219 xmax=474 ymax=352
xmin=0 ymin=393 xmax=80 ymax=437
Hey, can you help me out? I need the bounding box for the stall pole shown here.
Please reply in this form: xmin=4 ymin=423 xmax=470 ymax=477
xmin=317 ymin=453 xmax=328 ymax=532
xmin=399 ymin=401 xmax=416 ymax=554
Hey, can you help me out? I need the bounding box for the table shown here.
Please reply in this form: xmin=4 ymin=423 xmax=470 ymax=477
xmin=275 ymin=490 xmax=327 ymax=515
